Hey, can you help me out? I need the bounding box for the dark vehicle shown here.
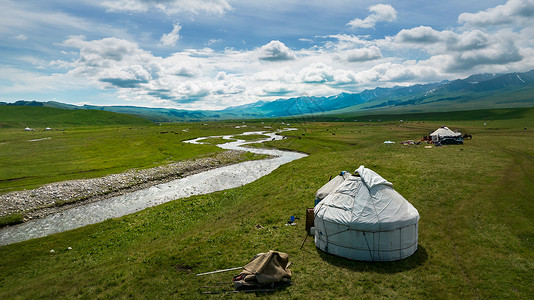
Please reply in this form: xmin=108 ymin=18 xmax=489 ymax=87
xmin=440 ymin=137 xmax=463 ymax=145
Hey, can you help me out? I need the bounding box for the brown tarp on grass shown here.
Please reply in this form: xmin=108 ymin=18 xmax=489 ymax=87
xmin=233 ymin=250 xmax=291 ymax=288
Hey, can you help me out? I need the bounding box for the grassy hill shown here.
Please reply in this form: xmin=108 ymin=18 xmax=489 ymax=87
xmin=0 ymin=106 xmax=152 ymax=128
xmin=0 ymin=108 xmax=533 ymax=298
xmin=326 ymin=83 xmax=534 ymax=117
xmin=333 ymin=107 xmax=534 ymax=122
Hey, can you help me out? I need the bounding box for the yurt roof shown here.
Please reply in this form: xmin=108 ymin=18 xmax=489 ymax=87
xmin=430 ymin=126 xmax=461 ymax=137
xmin=315 ymin=166 xmax=419 ymax=232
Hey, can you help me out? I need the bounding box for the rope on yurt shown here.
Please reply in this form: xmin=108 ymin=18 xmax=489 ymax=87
xmin=399 ymin=227 xmax=402 ymax=259
xmin=362 ymin=231 xmax=374 ymax=261
xmin=324 ymin=227 xmax=350 ymax=238
xmin=370 ymin=194 xmax=381 ymax=261
xmin=321 ymin=208 xmax=329 ymax=252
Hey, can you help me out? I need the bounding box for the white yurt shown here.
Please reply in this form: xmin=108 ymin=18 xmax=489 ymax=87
xmin=314 ymin=166 xmax=419 ymax=261
xmin=430 ymin=126 xmax=461 ymax=142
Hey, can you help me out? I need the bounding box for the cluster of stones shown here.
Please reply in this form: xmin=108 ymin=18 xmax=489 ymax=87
xmin=0 ymin=150 xmax=248 ymax=221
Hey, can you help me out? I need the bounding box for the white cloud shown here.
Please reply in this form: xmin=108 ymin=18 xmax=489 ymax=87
xmin=380 ymin=62 xmax=440 ymax=82
xmin=60 ymin=36 xmax=160 ymax=86
xmin=99 ymin=0 xmax=231 ymax=15
xmin=261 ymin=82 xmax=295 ymax=96
xmin=299 ymin=63 xmax=334 ymax=83
xmin=298 ymin=63 xmax=358 ymax=86
xmin=458 ymin=0 xmax=534 ymax=27
xmin=252 ymin=68 xmax=295 ymax=82
xmin=206 ymin=39 xmax=223 ymax=46
xmin=385 ymin=22 xmax=526 ymax=73
xmin=345 ymin=46 xmax=383 ymax=62
xmin=327 ymin=34 xmax=371 ymax=47
xmin=395 ymin=26 xmax=446 ymax=45
xmin=259 ymin=40 xmax=296 ymax=61
xmin=160 ymin=24 xmax=182 ymax=47
xmin=445 ymin=33 xmax=523 ymax=71
xmin=5 ymin=0 xmax=534 ymax=110
xmin=347 ymin=4 xmax=397 ymax=29
xmin=447 ymin=30 xmax=490 ymax=51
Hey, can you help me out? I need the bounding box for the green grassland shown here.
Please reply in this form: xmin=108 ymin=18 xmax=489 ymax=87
xmin=328 ymin=83 xmax=534 ymax=117
xmin=0 ymin=106 xmax=152 ymax=128
xmin=0 ymin=118 xmax=277 ymax=194
xmin=196 ymin=137 xmax=236 ymax=145
xmin=0 ymin=108 xmax=533 ymax=298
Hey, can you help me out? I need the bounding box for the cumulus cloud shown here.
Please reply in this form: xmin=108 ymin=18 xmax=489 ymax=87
xmin=99 ymin=0 xmax=231 ymax=15
xmin=252 ymin=68 xmax=295 ymax=82
xmin=55 ymin=35 xmax=253 ymax=106
xmin=347 ymin=4 xmax=397 ymax=29
xmin=386 ymin=21 xmax=526 ymax=73
xmin=445 ymin=36 xmax=523 ymax=71
xmin=458 ymin=0 xmax=534 ymax=27
xmin=173 ymin=66 xmax=199 ymax=77
xmin=391 ymin=26 xmax=488 ymax=52
xmin=100 ymin=78 xmax=148 ymax=88
xmin=395 ymin=26 xmax=445 ymax=44
xmin=379 ymin=62 xmax=440 ymax=82
xmin=447 ymin=30 xmax=489 ymax=51
xmin=345 ymin=46 xmax=383 ymax=62
xmin=261 ymin=82 xmax=294 ymax=96
xmin=298 ymin=63 xmax=358 ymax=86
xmin=299 ymin=63 xmax=334 ymax=83
xmin=61 ymin=36 xmax=160 ymax=92
xmin=259 ymin=40 xmax=296 ymax=61
xmin=160 ymin=24 xmax=181 ymax=47
xmin=34 ymin=0 xmax=534 ymax=109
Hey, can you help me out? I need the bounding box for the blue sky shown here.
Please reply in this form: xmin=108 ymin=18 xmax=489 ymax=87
xmin=1 ymin=0 xmax=533 ymax=110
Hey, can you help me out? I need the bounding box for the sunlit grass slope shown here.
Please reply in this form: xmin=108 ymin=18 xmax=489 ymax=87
xmin=0 ymin=106 xmax=152 ymax=128
xmin=0 ymin=121 xmax=275 ymax=193
xmin=0 ymin=108 xmax=533 ymax=298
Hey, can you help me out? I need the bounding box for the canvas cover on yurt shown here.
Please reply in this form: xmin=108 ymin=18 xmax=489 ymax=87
xmin=314 ymin=166 xmax=419 ymax=261
xmin=315 ymin=171 xmax=351 ymax=205
xmin=430 ymin=126 xmax=461 ymax=142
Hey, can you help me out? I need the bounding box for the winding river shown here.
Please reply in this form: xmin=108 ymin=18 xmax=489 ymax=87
xmin=0 ymin=129 xmax=307 ymax=246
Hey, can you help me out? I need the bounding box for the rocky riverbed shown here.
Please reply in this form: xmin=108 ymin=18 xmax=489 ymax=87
xmin=0 ymin=150 xmax=257 ymax=222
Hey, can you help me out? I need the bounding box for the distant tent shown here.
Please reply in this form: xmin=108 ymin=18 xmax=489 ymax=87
xmin=430 ymin=126 xmax=461 ymax=142
xmin=45 ymin=127 xmax=52 ymax=131
xmin=24 ymin=127 xmax=33 ymax=131
xmin=314 ymin=166 xmax=420 ymax=261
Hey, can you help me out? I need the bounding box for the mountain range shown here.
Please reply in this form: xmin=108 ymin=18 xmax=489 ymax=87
xmin=2 ymin=70 xmax=534 ymax=121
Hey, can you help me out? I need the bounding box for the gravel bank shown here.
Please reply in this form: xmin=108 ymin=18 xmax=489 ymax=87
xmin=0 ymin=150 xmax=256 ymax=221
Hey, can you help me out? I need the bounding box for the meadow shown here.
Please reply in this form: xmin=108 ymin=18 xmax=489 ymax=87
xmin=0 ymin=107 xmax=533 ymax=299
xmin=0 ymin=121 xmax=274 ymax=194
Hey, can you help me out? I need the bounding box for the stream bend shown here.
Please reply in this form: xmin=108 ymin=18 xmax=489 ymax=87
xmin=0 ymin=129 xmax=306 ymax=246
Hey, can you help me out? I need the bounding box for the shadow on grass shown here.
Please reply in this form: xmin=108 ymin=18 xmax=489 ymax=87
xmin=315 ymin=245 xmax=428 ymax=274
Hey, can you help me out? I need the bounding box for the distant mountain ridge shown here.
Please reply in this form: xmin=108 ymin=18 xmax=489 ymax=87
xmin=2 ymin=70 xmax=534 ymax=121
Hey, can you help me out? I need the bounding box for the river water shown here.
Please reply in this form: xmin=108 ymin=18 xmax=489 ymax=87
xmin=0 ymin=129 xmax=307 ymax=246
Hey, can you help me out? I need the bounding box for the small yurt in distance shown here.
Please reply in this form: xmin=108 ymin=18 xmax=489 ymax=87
xmin=430 ymin=126 xmax=461 ymax=143
xmin=314 ymin=166 xmax=419 ymax=261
